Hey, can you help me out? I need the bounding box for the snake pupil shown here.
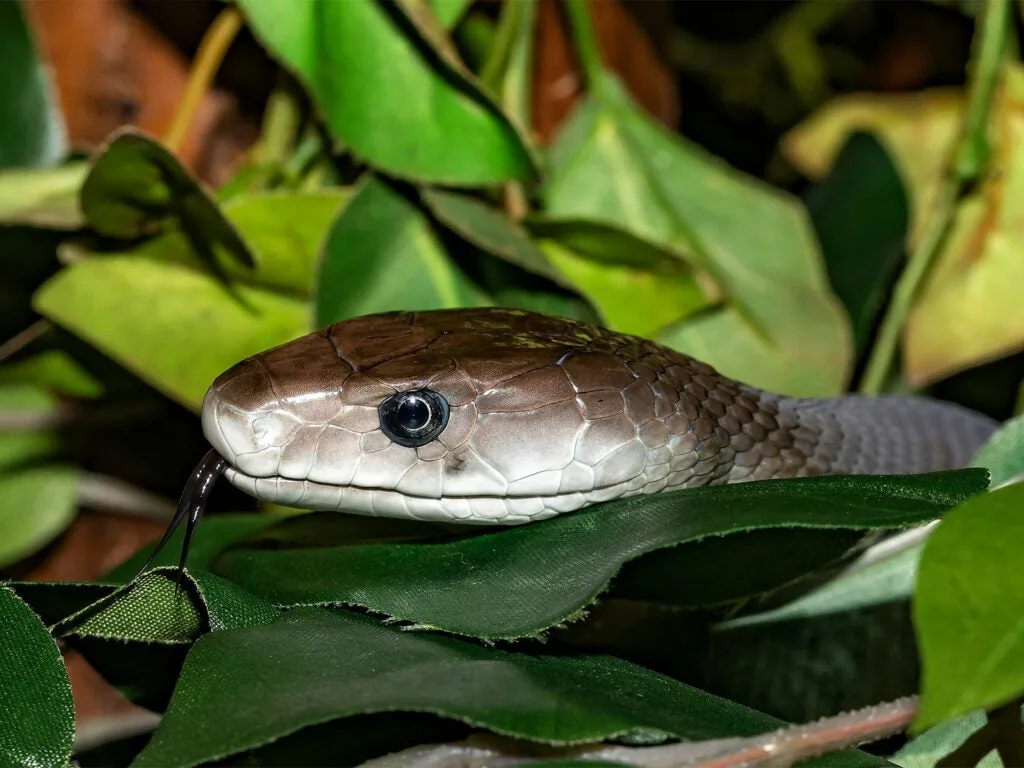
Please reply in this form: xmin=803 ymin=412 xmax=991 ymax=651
xmin=398 ymin=396 xmax=430 ymax=431
xmin=379 ymin=389 xmax=449 ymax=447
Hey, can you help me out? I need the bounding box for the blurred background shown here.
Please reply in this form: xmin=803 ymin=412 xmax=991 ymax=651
xmin=1 ymin=0 xmax=1017 ymax=741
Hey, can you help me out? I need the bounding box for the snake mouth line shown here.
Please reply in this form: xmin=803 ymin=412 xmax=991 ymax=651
xmin=222 ymin=465 xmax=630 ymax=526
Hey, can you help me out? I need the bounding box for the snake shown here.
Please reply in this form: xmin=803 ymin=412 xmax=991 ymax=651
xmin=142 ymin=308 xmax=999 ymax=577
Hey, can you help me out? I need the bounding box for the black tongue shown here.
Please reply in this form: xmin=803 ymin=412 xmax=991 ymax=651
xmin=133 ymin=448 xmax=228 ymax=590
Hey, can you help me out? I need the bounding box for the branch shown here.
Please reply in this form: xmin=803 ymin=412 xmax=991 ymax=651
xmin=357 ymin=696 xmax=919 ymax=768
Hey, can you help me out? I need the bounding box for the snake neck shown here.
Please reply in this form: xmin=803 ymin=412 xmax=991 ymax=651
xmin=746 ymin=392 xmax=998 ymax=479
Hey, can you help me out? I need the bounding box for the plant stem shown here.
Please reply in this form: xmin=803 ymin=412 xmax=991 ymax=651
xmin=562 ymin=0 xmax=606 ymax=96
xmin=255 ymin=84 xmax=301 ymax=169
xmin=480 ymin=0 xmax=523 ymax=94
xmin=858 ymin=0 xmax=1009 ymax=394
xmin=164 ymin=5 xmax=244 ymax=153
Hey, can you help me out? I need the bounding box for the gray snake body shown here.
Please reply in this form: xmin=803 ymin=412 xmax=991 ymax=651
xmin=196 ymin=308 xmax=998 ymax=525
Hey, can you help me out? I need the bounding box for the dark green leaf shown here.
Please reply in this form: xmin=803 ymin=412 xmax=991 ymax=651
xmin=239 ymin=0 xmax=536 ymax=185
xmin=0 ymin=0 xmax=67 ymax=169
xmin=0 ymin=584 xmax=74 ymax=768
xmin=719 ymin=540 xmax=922 ymax=629
xmin=315 ymin=177 xmax=488 ymax=326
xmin=131 ymin=607 xmax=885 ymax=768
xmin=80 ymin=129 xmax=253 ymax=269
xmin=914 ymin=482 xmax=1024 ymax=729
xmin=544 ymin=77 xmax=850 ymax=396
xmin=54 ymin=568 xmax=279 ymax=644
xmin=215 ymin=471 xmax=986 ymax=640
xmin=421 ymin=188 xmax=569 ymax=287
xmin=805 ymin=131 xmax=908 ymax=359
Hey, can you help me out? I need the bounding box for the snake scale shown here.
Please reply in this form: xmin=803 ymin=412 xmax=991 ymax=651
xmin=144 ymin=308 xmax=999 ymax=573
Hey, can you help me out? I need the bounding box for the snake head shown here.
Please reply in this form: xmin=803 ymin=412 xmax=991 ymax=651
xmin=201 ymin=308 xmax=685 ymax=525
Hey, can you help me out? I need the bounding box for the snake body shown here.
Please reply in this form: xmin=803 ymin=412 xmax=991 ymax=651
xmin=200 ymin=308 xmax=998 ymax=525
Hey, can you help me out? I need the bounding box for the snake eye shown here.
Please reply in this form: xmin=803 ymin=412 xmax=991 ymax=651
xmin=379 ymin=389 xmax=449 ymax=447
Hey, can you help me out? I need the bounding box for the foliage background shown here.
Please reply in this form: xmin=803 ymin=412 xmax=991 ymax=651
xmin=3 ymin=1 xmax=1024 ymax=767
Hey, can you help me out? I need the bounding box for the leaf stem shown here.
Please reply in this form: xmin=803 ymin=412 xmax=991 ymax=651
xmin=858 ymin=0 xmax=1010 ymax=394
xmin=164 ymin=6 xmax=244 ymax=154
xmin=562 ymin=0 xmax=606 ymax=96
xmin=480 ymin=0 xmax=524 ymax=93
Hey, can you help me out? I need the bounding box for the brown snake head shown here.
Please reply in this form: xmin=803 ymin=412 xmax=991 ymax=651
xmin=201 ymin=308 xmax=752 ymax=524
xmin=141 ymin=307 xmax=995 ymax=581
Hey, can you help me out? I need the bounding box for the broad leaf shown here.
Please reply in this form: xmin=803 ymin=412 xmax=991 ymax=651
xmin=421 ymin=188 xmax=568 ymax=287
xmin=33 ymin=254 xmax=308 ymax=411
xmin=0 ymin=464 xmax=79 ymax=568
xmin=805 ymin=131 xmax=909 ymax=359
xmin=214 ymin=471 xmax=986 ymax=640
xmin=238 ymin=0 xmax=536 ymax=185
xmin=0 ymin=0 xmax=67 ymax=169
xmin=914 ymin=482 xmax=1024 ymax=729
xmin=783 ymin=68 xmax=1024 ymax=385
xmin=131 ymin=607 xmax=887 ymax=768
xmin=971 ymin=412 xmax=1024 ymax=488
xmin=539 ymin=238 xmax=710 ymax=339
xmin=0 ymin=585 xmax=74 ymax=768
xmin=544 ymin=76 xmax=850 ymax=396
xmin=315 ymin=177 xmax=488 ymax=326
xmin=0 ymin=163 xmax=86 ymax=228
xmin=893 ymin=710 xmax=1002 ymax=768
xmin=81 ymin=129 xmax=253 ymax=269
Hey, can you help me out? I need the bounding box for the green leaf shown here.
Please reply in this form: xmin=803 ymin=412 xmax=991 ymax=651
xmin=131 ymin=606 xmax=885 ymax=768
xmin=893 ymin=710 xmax=1003 ymax=768
xmin=0 ymin=349 xmax=104 ymax=399
xmin=718 ymin=541 xmax=922 ymax=630
xmin=0 ymin=585 xmax=74 ymax=768
xmin=315 ymin=177 xmax=488 ymax=326
xmin=421 ymin=188 xmax=569 ymax=288
xmin=238 ymin=0 xmax=537 ymax=185
xmin=971 ymin=412 xmax=1024 ymax=488
xmin=0 ymin=0 xmax=67 ymax=169
xmin=914 ymin=482 xmax=1024 ymax=729
xmin=544 ymin=77 xmax=851 ymax=396
xmin=214 ymin=471 xmax=986 ymax=640
xmin=0 ymin=464 xmax=79 ymax=568
xmin=219 ymin=191 xmax=349 ymax=296
xmin=429 ymin=0 xmax=472 ymax=29
xmin=32 ymin=254 xmax=308 ymax=411
xmin=0 ymin=384 xmax=58 ymax=471
xmin=81 ymin=129 xmax=253 ymax=268
xmin=54 ymin=568 xmax=279 ymax=644
xmin=805 ymin=131 xmax=909 ymax=359
xmin=0 ymin=163 xmax=87 ymax=228
xmin=540 ymin=238 xmax=711 ymax=339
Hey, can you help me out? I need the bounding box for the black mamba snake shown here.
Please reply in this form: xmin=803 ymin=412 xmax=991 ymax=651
xmin=142 ymin=308 xmax=999 ymax=577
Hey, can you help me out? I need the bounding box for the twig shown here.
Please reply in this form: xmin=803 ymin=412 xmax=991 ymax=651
xmin=164 ymin=6 xmax=244 ymax=153
xmin=859 ymin=0 xmax=1010 ymax=394
xmin=0 ymin=319 xmax=51 ymax=363
xmin=76 ymin=472 xmax=176 ymax=521
xmin=562 ymin=0 xmax=607 ymax=97
xmin=480 ymin=0 xmax=524 ymax=93
xmin=357 ymin=696 xmax=920 ymax=768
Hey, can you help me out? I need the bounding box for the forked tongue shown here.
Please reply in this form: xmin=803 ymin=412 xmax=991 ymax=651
xmin=133 ymin=449 xmax=228 ymax=591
